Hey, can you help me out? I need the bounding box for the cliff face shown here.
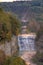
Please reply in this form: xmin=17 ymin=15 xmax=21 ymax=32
xmin=36 ymin=35 xmax=43 ymax=53
xmin=35 ymin=26 xmax=43 ymax=53
xmin=0 ymin=36 xmax=18 ymax=56
xmin=27 ymin=19 xmax=40 ymax=32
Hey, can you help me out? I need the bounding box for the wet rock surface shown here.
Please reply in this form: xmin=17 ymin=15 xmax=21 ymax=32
xmin=20 ymin=51 xmax=36 ymax=65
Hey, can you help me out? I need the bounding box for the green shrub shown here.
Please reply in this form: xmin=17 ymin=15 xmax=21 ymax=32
xmin=4 ymin=56 xmax=26 ymax=65
xmin=4 ymin=57 xmax=11 ymax=65
xmin=9 ymin=57 xmax=26 ymax=65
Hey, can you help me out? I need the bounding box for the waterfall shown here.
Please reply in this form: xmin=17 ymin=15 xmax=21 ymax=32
xmin=18 ymin=18 xmax=36 ymax=55
xmin=18 ymin=34 xmax=36 ymax=53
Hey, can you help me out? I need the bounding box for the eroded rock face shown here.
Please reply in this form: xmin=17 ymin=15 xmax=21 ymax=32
xmin=28 ymin=21 xmax=40 ymax=32
xmin=35 ymin=27 xmax=43 ymax=53
xmin=36 ymin=35 xmax=43 ymax=53
xmin=0 ymin=50 xmax=6 ymax=65
xmin=0 ymin=36 xmax=18 ymax=56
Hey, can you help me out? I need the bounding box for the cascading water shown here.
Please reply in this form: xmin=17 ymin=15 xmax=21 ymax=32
xmin=18 ymin=34 xmax=36 ymax=55
xmin=18 ymin=19 xmax=36 ymax=55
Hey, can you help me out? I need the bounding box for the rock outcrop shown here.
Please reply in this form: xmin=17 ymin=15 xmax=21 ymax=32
xmin=0 ymin=36 xmax=18 ymax=56
xmin=35 ymin=26 xmax=43 ymax=53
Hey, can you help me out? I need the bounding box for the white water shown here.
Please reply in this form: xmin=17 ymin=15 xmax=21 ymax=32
xmin=18 ymin=18 xmax=36 ymax=55
xmin=18 ymin=34 xmax=36 ymax=55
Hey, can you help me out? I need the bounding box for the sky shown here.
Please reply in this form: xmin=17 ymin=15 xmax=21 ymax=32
xmin=0 ymin=0 xmax=14 ymax=2
xmin=0 ymin=0 xmax=32 ymax=2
